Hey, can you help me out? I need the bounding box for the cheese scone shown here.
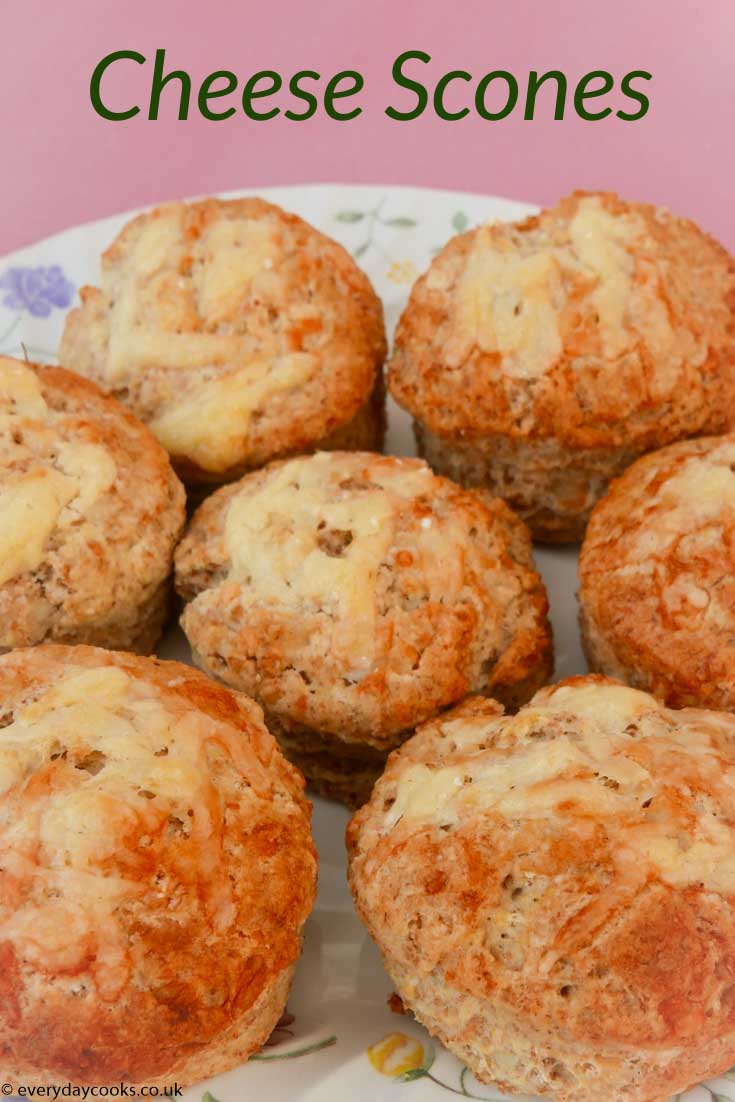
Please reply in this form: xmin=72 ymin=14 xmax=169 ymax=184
xmin=60 ymin=197 xmax=386 ymax=485
xmin=580 ymin=433 xmax=735 ymax=710
xmin=348 ymin=676 xmax=735 ymax=1101
xmin=0 ymin=356 xmax=185 ymax=653
xmin=389 ymin=190 xmax=735 ymax=542
xmin=174 ymin=451 xmax=552 ymax=807
xmin=0 ymin=645 xmax=316 ymax=1087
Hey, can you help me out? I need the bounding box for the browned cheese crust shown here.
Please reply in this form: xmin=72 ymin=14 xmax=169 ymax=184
xmin=580 ymin=433 xmax=735 ymax=710
xmin=0 ymin=357 xmax=185 ymax=653
xmin=0 ymin=645 xmax=316 ymax=1087
xmin=388 ymin=191 xmax=735 ymax=541
xmin=59 ymin=197 xmax=387 ymax=484
xmin=348 ymin=676 xmax=735 ymax=1101
xmin=174 ymin=452 xmax=553 ymax=802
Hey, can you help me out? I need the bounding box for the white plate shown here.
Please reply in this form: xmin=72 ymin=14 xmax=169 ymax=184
xmin=0 ymin=185 xmax=732 ymax=1102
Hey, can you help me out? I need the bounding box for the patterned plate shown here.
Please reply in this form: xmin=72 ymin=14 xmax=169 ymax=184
xmin=1 ymin=185 xmax=732 ymax=1102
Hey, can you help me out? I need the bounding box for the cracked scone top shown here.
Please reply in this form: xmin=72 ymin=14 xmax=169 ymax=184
xmin=347 ymin=676 xmax=735 ymax=1102
xmin=59 ymin=197 xmax=387 ymax=484
xmin=580 ymin=433 xmax=735 ymax=710
xmin=0 ymin=645 xmax=316 ymax=1087
xmin=174 ymin=451 xmax=552 ymax=806
xmin=0 ymin=357 xmax=185 ymax=653
xmin=389 ymin=190 xmax=735 ymax=541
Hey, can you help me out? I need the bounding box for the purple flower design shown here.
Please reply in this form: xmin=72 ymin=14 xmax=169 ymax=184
xmin=0 ymin=265 xmax=74 ymax=318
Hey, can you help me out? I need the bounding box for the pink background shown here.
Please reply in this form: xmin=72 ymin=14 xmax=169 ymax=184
xmin=1 ymin=0 xmax=733 ymax=254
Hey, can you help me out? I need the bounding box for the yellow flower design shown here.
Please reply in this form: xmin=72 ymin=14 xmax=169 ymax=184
xmin=367 ymin=1032 xmax=426 ymax=1077
xmin=386 ymin=261 xmax=418 ymax=285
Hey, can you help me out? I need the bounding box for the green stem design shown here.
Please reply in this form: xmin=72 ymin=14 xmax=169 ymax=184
xmin=423 ymin=1071 xmax=471 ymax=1097
xmin=250 ymin=1034 xmax=337 ymax=1061
xmin=353 ymin=196 xmax=387 ymax=259
xmin=459 ymin=1066 xmax=488 ymax=1098
xmin=17 ymin=344 xmax=57 ymax=362
xmin=418 ymin=1068 xmax=489 ymax=1099
xmin=345 ymin=196 xmax=418 ymax=261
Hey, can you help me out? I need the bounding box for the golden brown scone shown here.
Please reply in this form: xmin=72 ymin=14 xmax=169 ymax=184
xmin=348 ymin=676 xmax=735 ymax=1101
xmin=0 ymin=644 xmax=316 ymax=1088
xmin=580 ymin=433 xmax=735 ymax=710
xmin=0 ymin=357 xmax=185 ymax=653
xmin=175 ymin=451 xmax=553 ymax=806
xmin=60 ymin=197 xmax=387 ymax=485
xmin=389 ymin=190 xmax=735 ymax=542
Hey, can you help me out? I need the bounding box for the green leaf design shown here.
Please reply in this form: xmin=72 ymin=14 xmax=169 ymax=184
xmin=396 ymin=1067 xmax=428 ymax=1082
xmin=250 ymin=1034 xmax=337 ymax=1061
xmin=335 ymin=210 xmax=365 ymax=223
xmin=452 ymin=211 xmax=469 ymax=233
xmin=201 ymin=1093 xmax=221 ymax=1102
xmin=383 ymin=216 xmax=417 ymax=228
xmin=353 ymin=242 xmax=370 ymax=259
xmin=421 ymin=1043 xmax=436 ymax=1074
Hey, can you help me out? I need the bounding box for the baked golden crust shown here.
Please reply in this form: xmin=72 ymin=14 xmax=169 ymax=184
xmin=59 ymin=197 xmax=387 ymax=484
xmin=348 ymin=676 xmax=735 ymax=1101
xmin=389 ymin=191 xmax=735 ymax=450
xmin=0 ymin=645 xmax=316 ymax=1087
xmin=0 ymin=357 xmax=185 ymax=653
xmin=174 ymin=452 xmax=553 ymax=766
xmin=414 ymin=422 xmax=640 ymax=542
xmin=579 ymin=433 xmax=735 ymax=710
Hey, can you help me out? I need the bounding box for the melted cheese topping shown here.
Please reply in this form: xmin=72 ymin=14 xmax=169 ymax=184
xmin=0 ymin=359 xmax=117 ymax=586
xmin=149 ymin=354 xmax=312 ymax=472
xmin=101 ymin=206 xmax=313 ymax=471
xmin=451 ymin=196 xmax=690 ymax=378
xmin=0 ymin=663 xmax=270 ymax=992
xmin=630 ymin=441 xmax=735 ymax=559
xmin=224 ymin=454 xmax=434 ymax=663
xmin=454 ymin=247 xmax=564 ymax=379
xmin=568 ymin=200 xmax=636 ymax=357
xmin=662 ymin=450 xmax=735 ymax=514
xmin=192 ymin=218 xmax=280 ymax=324
xmin=387 ymin=680 xmax=735 ymax=895
xmin=0 ymin=470 xmax=77 ymax=586
xmin=0 ymin=358 xmax=47 ymax=417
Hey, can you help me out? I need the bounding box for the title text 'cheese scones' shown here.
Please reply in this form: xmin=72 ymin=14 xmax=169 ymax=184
xmin=580 ymin=433 xmax=735 ymax=710
xmin=175 ymin=451 xmax=552 ymax=806
xmin=60 ymin=197 xmax=387 ymax=484
xmin=348 ymin=676 xmax=735 ymax=1101
xmin=0 ymin=357 xmax=185 ymax=653
xmin=389 ymin=191 xmax=735 ymax=541
xmin=0 ymin=645 xmax=316 ymax=1087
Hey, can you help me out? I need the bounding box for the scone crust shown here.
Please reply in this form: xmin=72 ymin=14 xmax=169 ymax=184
xmin=60 ymin=197 xmax=387 ymax=482
xmin=0 ymin=645 xmax=316 ymax=1087
xmin=347 ymin=677 xmax=735 ymax=1101
xmin=414 ymin=422 xmax=640 ymax=542
xmin=389 ymin=190 xmax=735 ymax=452
xmin=579 ymin=433 xmax=735 ymax=710
xmin=0 ymin=358 xmax=185 ymax=653
xmin=174 ymin=451 xmax=553 ymax=748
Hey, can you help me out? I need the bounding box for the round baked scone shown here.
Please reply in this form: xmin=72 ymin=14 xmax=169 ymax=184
xmin=174 ymin=451 xmax=553 ymax=807
xmin=388 ymin=190 xmax=735 ymax=542
xmin=348 ymin=676 xmax=735 ymax=1101
xmin=0 ymin=644 xmax=316 ymax=1087
xmin=0 ymin=356 xmax=185 ymax=653
xmin=579 ymin=433 xmax=735 ymax=711
xmin=59 ymin=197 xmax=387 ymax=485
